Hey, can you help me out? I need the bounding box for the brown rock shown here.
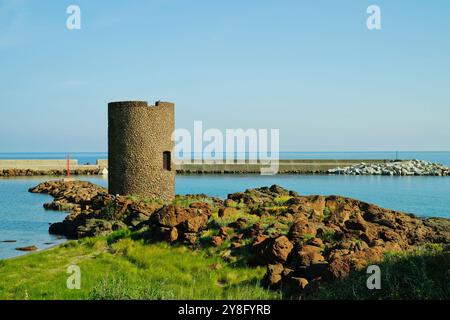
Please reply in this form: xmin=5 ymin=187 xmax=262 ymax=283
xmin=295 ymin=250 xmax=325 ymax=267
xmin=267 ymin=263 xmax=284 ymax=276
xmin=328 ymin=257 xmax=351 ymax=279
xmin=211 ymin=236 xmax=223 ymax=247
xmin=153 ymin=205 xmax=211 ymax=229
xmin=282 ymin=267 xmax=294 ymax=278
xmin=307 ymin=237 xmax=324 ymax=247
xmin=179 ymin=214 xmax=209 ymax=233
xmin=345 ymin=215 xmax=367 ymax=232
xmin=263 ymin=263 xmax=284 ymax=288
xmin=379 ymin=229 xmax=403 ymax=243
xmin=265 ymin=274 xmax=282 ymax=288
xmin=218 ymin=207 xmax=237 ymax=218
xmin=253 ymin=234 xmax=269 ymax=246
xmin=252 ymin=235 xmax=293 ymax=264
xmin=289 ymin=277 xmax=309 ymax=290
xmin=301 ymin=245 xmax=323 ymax=254
xmin=269 ymin=236 xmax=294 ymax=263
xmin=360 ymin=230 xmax=376 ymax=244
xmin=15 ymin=245 xmax=38 ymax=252
xmin=347 ymin=247 xmax=385 ymax=270
xmin=224 ymin=199 xmax=237 ymax=207
xmin=288 ymin=220 xmax=317 ymax=243
xmin=189 ymin=202 xmax=211 ymax=211
xmin=219 ymin=226 xmax=232 ymax=239
xmin=243 ymin=223 xmax=263 ymax=238
xmin=228 ymin=218 xmax=248 ymax=230
xmin=231 ymin=242 xmax=242 ymax=249
xmin=182 ymin=233 xmax=197 ymax=245
xmin=168 ymin=227 xmax=178 ymax=242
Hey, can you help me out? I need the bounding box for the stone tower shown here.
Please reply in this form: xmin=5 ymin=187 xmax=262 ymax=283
xmin=108 ymin=100 xmax=175 ymax=200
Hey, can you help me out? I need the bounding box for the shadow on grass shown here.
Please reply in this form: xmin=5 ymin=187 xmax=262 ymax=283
xmin=306 ymin=249 xmax=450 ymax=300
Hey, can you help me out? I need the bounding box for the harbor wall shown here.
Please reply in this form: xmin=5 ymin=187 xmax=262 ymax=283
xmin=0 ymin=159 xmax=390 ymax=174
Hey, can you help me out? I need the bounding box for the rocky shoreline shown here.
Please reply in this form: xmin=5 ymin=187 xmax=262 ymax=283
xmin=29 ymin=180 xmax=450 ymax=296
xmin=328 ymin=160 xmax=450 ymax=176
xmin=0 ymin=168 xmax=101 ymax=177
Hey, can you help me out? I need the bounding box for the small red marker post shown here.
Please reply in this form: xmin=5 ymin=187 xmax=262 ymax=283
xmin=67 ymin=153 xmax=71 ymax=177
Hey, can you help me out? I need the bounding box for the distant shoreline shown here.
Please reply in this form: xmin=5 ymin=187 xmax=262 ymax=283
xmin=2 ymin=158 xmax=450 ymax=177
xmin=0 ymin=158 xmax=391 ymax=176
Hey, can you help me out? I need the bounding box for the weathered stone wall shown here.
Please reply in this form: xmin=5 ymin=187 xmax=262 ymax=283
xmin=108 ymin=101 xmax=175 ymax=200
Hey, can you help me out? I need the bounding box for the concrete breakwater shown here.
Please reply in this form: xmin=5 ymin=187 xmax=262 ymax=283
xmin=0 ymin=159 xmax=391 ymax=176
xmin=328 ymin=160 xmax=450 ymax=176
xmin=0 ymin=159 xmax=104 ymax=177
xmin=4 ymin=159 xmax=449 ymax=176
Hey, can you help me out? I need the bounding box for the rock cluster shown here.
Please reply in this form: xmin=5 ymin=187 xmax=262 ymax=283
xmin=328 ymin=160 xmax=450 ymax=176
xmin=29 ymin=180 xmax=212 ymax=242
xmin=29 ymin=180 xmax=450 ymax=297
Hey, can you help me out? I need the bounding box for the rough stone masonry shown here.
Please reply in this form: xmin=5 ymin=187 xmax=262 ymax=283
xmin=108 ymin=100 xmax=175 ymax=200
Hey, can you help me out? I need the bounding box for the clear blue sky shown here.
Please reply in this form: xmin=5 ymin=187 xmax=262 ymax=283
xmin=0 ymin=0 xmax=449 ymax=152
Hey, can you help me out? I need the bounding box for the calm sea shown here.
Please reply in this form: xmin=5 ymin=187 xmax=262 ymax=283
xmin=1 ymin=151 xmax=450 ymax=166
xmin=1 ymin=151 xmax=449 ymax=259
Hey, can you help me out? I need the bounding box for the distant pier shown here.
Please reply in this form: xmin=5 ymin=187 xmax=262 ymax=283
xmin=0 ymin=159 xmax=391 ymax=176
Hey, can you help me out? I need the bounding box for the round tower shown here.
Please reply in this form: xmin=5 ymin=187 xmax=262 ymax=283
xmin=108 ymin=100 xmax=175 ymax=200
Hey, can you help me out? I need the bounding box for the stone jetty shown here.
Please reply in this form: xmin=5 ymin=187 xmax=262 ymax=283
xmin=328 ymin=160 xmax=450 ymax=176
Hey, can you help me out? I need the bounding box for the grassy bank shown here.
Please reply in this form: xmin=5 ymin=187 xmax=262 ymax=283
xmin=0 ymin=235 xmax=278 ymax=300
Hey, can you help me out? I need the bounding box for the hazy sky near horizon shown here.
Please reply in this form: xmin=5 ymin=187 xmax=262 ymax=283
xmin=0 ymin=0 xmax=449 ymax=152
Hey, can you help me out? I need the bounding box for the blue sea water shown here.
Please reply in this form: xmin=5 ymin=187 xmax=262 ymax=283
xmin=1 ymin=171 xmax=450 ymax=259
xmin=0 ymin=178 xmax=68 ymax=259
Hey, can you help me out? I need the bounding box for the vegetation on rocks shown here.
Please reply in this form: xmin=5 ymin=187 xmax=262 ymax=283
xmin=20 ymin=179 xmax=450 ymax=299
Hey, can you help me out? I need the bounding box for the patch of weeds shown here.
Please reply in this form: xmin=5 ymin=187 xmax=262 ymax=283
xmin=422 ymin=243 xmax=445 ymax=252
xmin=323 ymin=207 xmax=332 ymax=222
xmin=267 ymin=206 xmax=289 ymax=215
xmin=273 ymin=196 xmax=293 ymax=206
xmin=212 ymin=211 xmax=259 ymax=229
xmin=225 ymin=200 xmax=238 ymax=208
xmin=89 ymin=274 xmax=175 ymax=300
xmin=62 ymin=241 xmax=78 ymax=248
xmin=126 ymin=195 xmax=139 ymax=202
xmin=107 ymin=229 xmax=132 ymax=245
xmin=350 ymin=237 xmax=363 ymax=244
xmin=302 ymin=234 xmax=315 ymax=241
xmin=320 ymin=230 xmax=336 ymax=243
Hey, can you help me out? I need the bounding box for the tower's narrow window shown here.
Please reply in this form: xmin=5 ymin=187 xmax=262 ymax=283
xmin=163 ymin=151 xmax=171 ymax=171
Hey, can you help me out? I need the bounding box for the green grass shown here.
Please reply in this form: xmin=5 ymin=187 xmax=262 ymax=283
xmin=273 ymin=196 xmax=293 ymax=206
xmin=1 ymin=233 xmax=448 ymax=300
xmin=322 ymin=207 xmax=332 ymax=222
xmin=0 ymin=236 xmax=277 ymax=300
